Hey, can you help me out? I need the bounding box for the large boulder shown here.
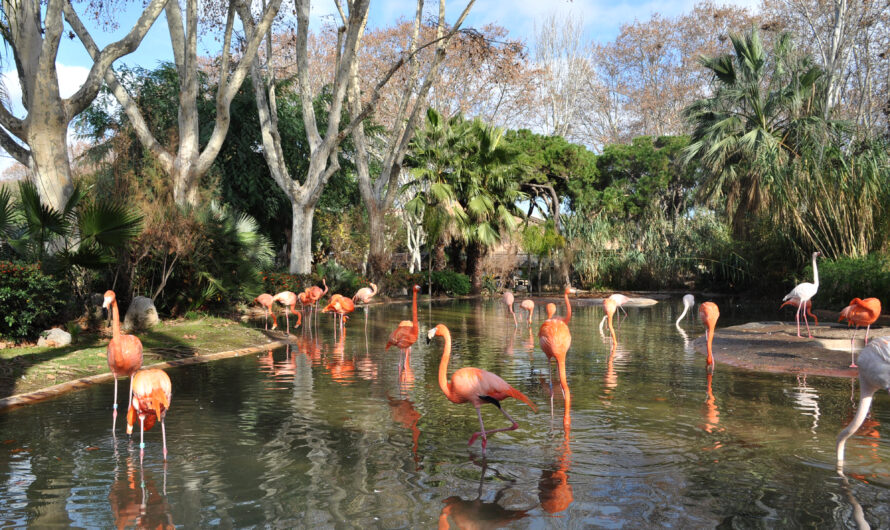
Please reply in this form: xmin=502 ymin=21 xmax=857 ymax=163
xmin=37 ymin=328 xmax=72 ymax=348
xmin=123 ymin=296 xmax=160 ymax=331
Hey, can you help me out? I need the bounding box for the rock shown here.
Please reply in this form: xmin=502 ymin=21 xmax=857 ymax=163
xmin=86 ymin=293 xmax=106 ymax=320
xmin=37 ymin=328 xmax=72 ymax=348
xmin=123 ymin=296 xmax=160 ymax=331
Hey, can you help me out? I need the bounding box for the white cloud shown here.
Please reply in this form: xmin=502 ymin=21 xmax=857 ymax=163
xmin=1 ymin=63 xmax=91 ymax=117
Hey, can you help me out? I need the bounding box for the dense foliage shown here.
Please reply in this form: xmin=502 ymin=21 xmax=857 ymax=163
xmin=0 ymin=262 xmax=67 ymax=341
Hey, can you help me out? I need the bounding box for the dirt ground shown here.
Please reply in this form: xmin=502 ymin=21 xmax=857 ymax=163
xmin=694 ymin=314 xmax=889 ymax=378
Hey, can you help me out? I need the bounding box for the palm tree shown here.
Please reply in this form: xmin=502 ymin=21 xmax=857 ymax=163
xmin=405 ymin=110 xmax=526 ymax=293
xmin=683 ymin=30 xmax=833 ymax=237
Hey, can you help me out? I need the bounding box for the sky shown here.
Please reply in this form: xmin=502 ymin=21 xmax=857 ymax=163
xmin=0 ymin=0 xmax=761 ymax=172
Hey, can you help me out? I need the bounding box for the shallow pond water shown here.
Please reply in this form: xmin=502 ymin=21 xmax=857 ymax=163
xmin=1 ymin=298 xmax=889 ymax=528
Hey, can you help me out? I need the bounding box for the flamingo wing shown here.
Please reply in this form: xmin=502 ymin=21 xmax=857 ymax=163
xmin=538 ymin=319 xmax=571 ymax=357
xmin=451 ymin=367 xmax=537 ymax=412
xmin=386 ymin=325 xmax=418 ymax=350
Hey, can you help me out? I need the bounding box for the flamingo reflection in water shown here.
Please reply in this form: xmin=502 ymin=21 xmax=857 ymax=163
xmin=387 ymin=393 xmax=421 ymax=469
xmin=438 ymin=457 xmax=530 ymax=529
xmin=108 ymin=457 xmax=173 ymax=530
xmin=701 ymin=372 xmax=720 ymax=435
xmin=326 ymin=328 xmax=356 ymax=385
xmin=538 ymin=428 xmax=573 ymax=515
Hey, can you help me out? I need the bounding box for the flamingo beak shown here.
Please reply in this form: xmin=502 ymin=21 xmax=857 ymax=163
xmin=102 ymin=296 xmax=112 ymax=309
xmin=426 ymin=327 xmax=436 ymax=344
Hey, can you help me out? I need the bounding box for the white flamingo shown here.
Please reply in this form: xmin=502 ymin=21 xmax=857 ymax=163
xmin=675 ymin=294 xmax=695 ymax=326
xmin=837 ymin=337 xmax=890 ymax=469
xmin=782 ymin=251 xmax=821 ymax=338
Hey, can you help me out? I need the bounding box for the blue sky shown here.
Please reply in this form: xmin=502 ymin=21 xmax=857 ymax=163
xmin=0 ymin=0 xmax=759 ymax=169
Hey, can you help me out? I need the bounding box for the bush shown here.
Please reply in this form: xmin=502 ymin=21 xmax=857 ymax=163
xmin=0 ymin=262 xmax=67 ymax=342
xmin=431 ymin=270 xmax=471 ymax=296
xmin=316 ymin=260 xmax=362 ymax=295
xmin=262 ymin=272 xmax=320 ymax=295
xmin=385 ymin=269 xmax=424 ymax=296
xmin=814 ymin=254 xmax=890 ymax=307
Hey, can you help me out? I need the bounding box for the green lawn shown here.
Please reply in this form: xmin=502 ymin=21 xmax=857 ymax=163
xmin=0 ymin=317 xmax=274 ymax=398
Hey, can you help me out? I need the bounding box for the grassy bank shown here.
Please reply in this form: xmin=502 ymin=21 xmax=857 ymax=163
xmin=0 ymin=317 xmax=274 ymax=399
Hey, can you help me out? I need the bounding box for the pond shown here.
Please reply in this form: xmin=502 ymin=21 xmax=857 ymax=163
xmin=1 ymin=298 xmax=888 ymax=527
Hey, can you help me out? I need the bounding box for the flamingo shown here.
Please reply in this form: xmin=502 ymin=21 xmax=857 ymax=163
xmin=126 ymin=368 xmax=172 ymax=461
xmin=254 ymin=293 xmax=277 ymax=330
xmin=539 ymin=309 xmax=572 ymax=427
xmin=102 ymin=290 xmax=143 ymax=429
xmin=782 ymin=251 xmax=821 ymax=338
xmin=837 ymin=337 xmax=890 ymax=469
xmin=839 ymin=297 xmax=882 ymax=368
xmin=272 ymin=291 xmax=302 ymax=335
xmin=779 ymin=298 xmax=819 ymax=325
xmin=322 ymin=294 xmax=355 ymax=332
xmin=352 ymin=282 xmax=378 ymax=304
xmin=520 ymin=299 xmax=535 ymax=326
xmin=599 ymin=293 xmax=628 ymax=330
xmin=427 ymin=324 xmax=536 ymax=452
xmin=600 ymin=298 xmax=618 ymax=343
xmin=385 ymin=285 xmax=421 ymax=371
xmin=307 ymin=278 xmax=329 ymax=315
xmin=503 ymin=290 xmax=517 ymax=326
xmin=298 ymin=289 xmax=312 ymax=322
xmin=699 ymin=301 xmax=720 ymax=373
xmin=676 ymin=294 xmax=695 ymax=326
xmin=607 ymin=293 xmax=629 ymax=316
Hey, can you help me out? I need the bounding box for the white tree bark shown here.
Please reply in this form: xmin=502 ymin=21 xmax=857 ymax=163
xmin=0 ymin=0 xmax=167 ymax=210
xmin=67 ymin=0 xmax=283 ymax=207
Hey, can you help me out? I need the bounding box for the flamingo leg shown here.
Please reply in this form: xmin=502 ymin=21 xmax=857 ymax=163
xmin=802 ymin=304 xmax=813 ymax=338
xmin=468 ymin=405 xmax=520 ymax=450
xmin=795 ymin=305 xmax=802 ymax=338
xmin=285 ymin=310 xmax=290 ymax=336
xmin=161 ymin=418 xmax=168 ymax=461
xmin=139 ymin=415 xmax=145 ymax=463
xmin=850 ymin=329 xmax=858 ymax=368
xmin=865 ymin=325 xmax=872 ymax=345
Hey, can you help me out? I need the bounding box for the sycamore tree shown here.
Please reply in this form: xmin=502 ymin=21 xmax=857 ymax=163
xmin=0 ymin=0 xmax=168 ymax=210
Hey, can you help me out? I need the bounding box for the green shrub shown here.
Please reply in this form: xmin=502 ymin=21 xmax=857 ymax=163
xmin=316 ymin=260 xmax=362 ymax=295
xmin=814 ymin=254 xmax=890 ymax=307
xmin=262 ymin=272 xmax=320 ymax=295
xmin=385 ymin=269 xmax=424 ymax=296
xmin=0 ymin=262 xmax=67 ymax=342
xmin=431 ymin=270 xmax=471 ymax=296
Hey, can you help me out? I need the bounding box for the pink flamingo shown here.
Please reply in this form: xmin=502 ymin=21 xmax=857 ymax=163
xmin=272 ymin=291 xmax=302 ymax=335
xmin=539 ymin=308 xmax=572 ymax=427
xmin=126 ymin=368 xmax=172 ymax=461
xmin=699 ymin=301 xmax=720 ymax=373
xmin=352 ymin=282 xmax=378 ymax=304
xmin=102 ymin=290 xmax=143 ymax=430
xmin=837 ymin=337 xmax=890 ymax=469
xmin=427 ymin=324 xmax=536 ymax=452
xmin=520 ymin=299 xmax=535 ymax=326
xmin=839 ymin=297 xmax=882 ymax=368
xmin=385 ymin=285 xmax=421 ymax=372
xmin=254 ymin=293 xmax=277 ymax=330
xmin=782 ymin=251 xmax=821 ymax=338
xmin=503 ymin=290 xmax=517 ymax=326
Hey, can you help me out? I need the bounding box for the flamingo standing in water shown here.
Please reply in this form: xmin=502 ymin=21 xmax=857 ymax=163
xmin=102 ymin=290 xmax=143 ymax=429
xmin=837 ymin=337 xmax=890 ymax=469
xmin=126 ymin=368 xmax=172 ymax=461
xmin=352 ymin=282 xmax=378 ymax=304
xmin=839 ymin=297 xmax=882 ymax=368
xmin=520 ymin=299 xmax=535 ymax=326
xmin=782 ymin=251 xmax=821 ymax=338
xmin=272 ymin=291 xmax=302 ymax=335
xmin=254 ymin=293 xmax=277 ymax=330
xmin=322 ymin=294 xmax=355 ymax=332
xmin=539 ymin=308 xmax=572 ymax=427
xmin=307 ymin=278 xmax=329 ymax=317
xmin=599 ymin=293 xmax=628 ymax=330
xmin=676 ymin=294 xmax=695 ymax=326
xmin=699 ymin=301 xmax=720 ymax=373
xmin=607 ymin=293 xmax=629 ymax=316
xmin=385 ymin=285 xmax=421 ymax=371
xmin=600 ymin=298 xmax=618 ymax=343
xmin=503 ymin=291 xmax=517 ymax=326
xmin=427 ymin=324 xmax=536 ymax=452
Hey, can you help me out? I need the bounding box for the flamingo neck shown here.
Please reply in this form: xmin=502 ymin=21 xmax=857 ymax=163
xmin=557 ymin=357 xmax=571 ymax=411
xmin=370 ymin=283 xmax=378 ymax=296
xmin=608 ymin=315 xmax=616 ymax=342
xmin=564 ymin=290 xmax=572 ymax=323
xmin=111 ymin=300 xmax=121 ymax=339
xmin=411 ymin=289 xmax=419 ymax=333
xmin=812 ymin=254 xmax=819 ymax=289
xmin=706 ymin=325 xmax=715 ymax=364
xmin=437 ymin=329 xmax=457 ymax=402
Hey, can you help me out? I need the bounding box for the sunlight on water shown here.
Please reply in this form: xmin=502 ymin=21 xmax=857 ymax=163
xmin=1 ymin=297 xmax=890 ymax=527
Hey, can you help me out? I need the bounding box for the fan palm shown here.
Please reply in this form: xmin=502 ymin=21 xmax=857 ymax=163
xmin=683 ymin=30 xmax=833 ymax=237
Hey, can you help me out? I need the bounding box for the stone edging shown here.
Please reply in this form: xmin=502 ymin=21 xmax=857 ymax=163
xmin=0 ymin=340 xmax=289 ymax=414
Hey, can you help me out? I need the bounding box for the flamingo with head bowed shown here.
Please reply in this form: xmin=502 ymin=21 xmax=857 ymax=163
xmin=676 ymin=294 xmax=695 ymax=326
xmin=254 ymin=293 xmax=277 ymax=330
xmin=322 ymin=294 xmax=355 ymax=331
xmin=520 ymin=299 xmax=535 ymax=326
xmin=607 ymin=293 xmax=629 ymax=316
xmin=600 ymin=293 xmax=627 ymax=331
xmin=782 ymin=251 xmax=821 ymax=338
xmin=102 ymin=290 xmax=143 ymax=429
xmin=427 ymin=324 xmax=536 ymax=452
xmin=779 ymin=298 xmax=818 ymax=325
xmin=385 ymin=285 xmax=421 ymax=371
xmin=352 ymin=282 xmax=378 ymax=304
xmin=307 ymin=278 xmax=328 ymax=313
xmin=699 ymin=301 xmax=720 ymax=373
xmin=539 ymin=308 xmax=572 ymax=427
xmin=272 ymin=291 xmax=302 ymax=335
xmin=503 ymin=290 xmax=517 ymax=326
xmin=126 ymin=368 xmax=172 ymax=461
xmin=839 ymin=297 xmax=882 ymax=368
xmin=837 ymin=337 xmax=890 ymax=469
xmin=600 ymin=298 xmax=618 ymax=343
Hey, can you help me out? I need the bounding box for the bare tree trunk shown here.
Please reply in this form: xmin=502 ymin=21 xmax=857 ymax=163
xmin=290 ymin=200 xmax=315 ymax=274
xmin=26 ymin=101 xmax=71 ymax=210
xmin=367 ymin=208 xmax=392 ymax=278
xmin=465 ymin=241 xmax=485 ymax=294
